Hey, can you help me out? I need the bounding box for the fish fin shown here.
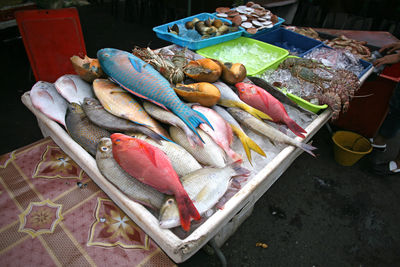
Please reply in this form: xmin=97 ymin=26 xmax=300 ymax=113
xmin=175 ymin=190 xmax=201 ymax=231
xmin=228 ymin=160 xmax=251 ymax=177
xmin=230 ymin=124 xmax=265 ymax=164
xmin=138 ymin=141 xmax=158 ymax=166
xmin=284 ymin=117 xmax=307 ymax=138
xmin=299 ymin=142 xmax=317 ymax=157
xmin=129 ymin=58 xmax=142 ymax=73
xmin=194 ymin=185 xmax=211 ymax=203
xmin=131 ymin=126 xmax=165 ymax=145
xmin=237 ymin=102 xmax=272 ymax=121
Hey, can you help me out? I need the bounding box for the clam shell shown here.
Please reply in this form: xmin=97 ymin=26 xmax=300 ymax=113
xmin=258 ymin=17 xmax=267 ymax=22
xmin=216 ymin=7 xmax=230 ymax=13
xmin=232 ymin=15 xmax=242 ymax=26
xmin=241 ymin=22 xmax=253 ymax=29
xmin=216 ymin=13 xmax=228 ymax=18
xmin=252 ymin=20 xmax=263 ymax=27
xmin=247 ymin=28 xmax=258 ymax=34
xmin=240 ymin=15 xmax=247 ymax=21
xmin=227 ymin=11 xmax=239 ymax=17
xmin=246 ymin=2 xmax=254 ymax=7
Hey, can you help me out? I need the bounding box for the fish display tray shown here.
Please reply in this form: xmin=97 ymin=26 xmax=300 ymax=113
xmin=21 ymin=92 xmax=331 ymax=263
xmin=196 ymin=36 xmax=289 ymax=76
xmin=301 ymin=44 xmax=373 ymax=79
xmin=252 ymin=27 xmax=323 ymax=57
xmin=241 ymin=17 xmax=285 ymax=37
xmin=152 ymin=13 xmax=244 ymax=50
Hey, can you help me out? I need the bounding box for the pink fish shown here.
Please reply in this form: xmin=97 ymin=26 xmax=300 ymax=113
xmin=192 ymin=105 xmax=242 ymax=162
xmin=235 ymin=82 xmax=307 ymax=138
xmin=30 ymin=81 xmax=68 ymax=127
xmin=110 ymin=133 xmax=200 ymax=231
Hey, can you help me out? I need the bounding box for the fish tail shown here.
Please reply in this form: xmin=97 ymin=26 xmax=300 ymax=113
xmin=175 ymin=190 xmax=201 ymax=231
xmin=284 ymin=118 xmax=307 ymax=138
xmin=136 ymin=126 xmax=165 ymax=144
xmin=238 ymin=103 xmax=272 ymax=121
xmin=182 ymin=126 xmax=204 ymax=147
xmin=231 ymin=124 xmax=266 ymax=164
xmin=175 ymin=107 xmax=212 ymax=144
xmin=299 ymin=142 xmax=317 ymax=157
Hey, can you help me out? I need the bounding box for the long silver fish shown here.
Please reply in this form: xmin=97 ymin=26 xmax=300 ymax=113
xmin=212 ymin=105 xmax=265 ymax=163
xmin=169 ymin=126 xmax=227 ymax=167
xmin=227 ymin=107 xmax=316 ymax=156
xmin=142 ymin=101 xmax=202 ymax=147
xmin=65 ymin=103 xmax=110 ymax=156
xmin=132 ymin=133 xmax=202 ymax=177
xmin=96 ymin=138 xmax=165 ymax=209
xmin=159 ymin=162 xmax=250 ymax=229
xmin=82 ymin=97 xmax=163 ymax=142
xmin=213 ymin=81 xmax=272 ymax=121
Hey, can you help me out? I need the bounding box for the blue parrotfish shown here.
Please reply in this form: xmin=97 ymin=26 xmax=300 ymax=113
xmin=97 ymin=48 xmax=212 ymax=142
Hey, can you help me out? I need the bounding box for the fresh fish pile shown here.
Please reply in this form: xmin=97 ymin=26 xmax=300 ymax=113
xmin=28 ymin=45 xmax=318 ymax=232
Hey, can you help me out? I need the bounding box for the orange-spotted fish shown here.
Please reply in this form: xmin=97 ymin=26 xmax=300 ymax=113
xmin=92 ymin=79 xmax=170 ymax=140
xmin=97 ymin=48 xmax=212 ymax=143
xmin=110 ymin=133 xmax=200 ymax=231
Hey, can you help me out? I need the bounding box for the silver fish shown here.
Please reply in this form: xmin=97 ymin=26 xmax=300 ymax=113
xmin=227 ymin=107 xmax=316 ymax=156
xmin=30 ymin=81 xmax=68 ymax=127
xmin=159 ymin=162 xmax=250 ymax=229
xmin=65 ymin=102 xmax=110 ymax=156
xmin=82 ymin=97 xmax=163 ymax=142
xmin=132 ymin=133 xmax=202 ymax=177
xmin=169 ymin=126 xmax=227 ymax=167
xmin=96 ymin=138 xmax=165 ymax=209
xmin=54 ymin=74 xmax=94 ymax=104
xmin=143 ymin=101 xmax=202 ymax=147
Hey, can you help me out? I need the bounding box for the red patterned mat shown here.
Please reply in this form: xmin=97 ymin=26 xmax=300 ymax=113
xmin=0 ymin=137 xmax=176 ymax=267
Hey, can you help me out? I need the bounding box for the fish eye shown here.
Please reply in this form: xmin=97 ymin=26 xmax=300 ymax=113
xmin=101 ymin=146 xmax=108 ymax=151
xmin=167 ymin=199 xmax=173 ymax=204
xmin=114 ymin=139 xmax=121 ymax=144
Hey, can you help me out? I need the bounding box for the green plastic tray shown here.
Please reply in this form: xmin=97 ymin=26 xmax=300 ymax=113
xmin=261 ymin=55 xmax=328 ymax=114
xmin=196 ymin=37 xmax=288 ymax=76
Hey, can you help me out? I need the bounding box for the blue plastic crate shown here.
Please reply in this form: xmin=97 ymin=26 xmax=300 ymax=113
xmin=302 ymin=44 xmax=373 ymax=79
xmin=152 ymin=13 xmax=244 ymax=50
xmin=242 ymin=17 xmax=285 ymax=37
xmin=252 ymin=27 xmax=323 ymax=57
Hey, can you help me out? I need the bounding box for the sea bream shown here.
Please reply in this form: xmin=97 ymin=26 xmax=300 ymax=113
xmin=227 ymin=107 xmax=316 ymax=156
xmin=110 ymin=133 xmax=200 ymax=231
xmin=92 ymin=79 xmax=170 ymax=139
xmin=96 ymin=138 xmax=165 ymax=210
xmin=212 ymin=105 xmax=265 ymax=163
xmin=54 ymin=74 xmax=94 ymax=104
xmin=30 ymin=81 xmax=68 ymax=127
xmin=213 ymin=81 xmax=272 ymax=121
xmin=159 ymin=162 xmax=250 ymax=229
xmin=97 ymin=48 xmax=212 ymax=142
xmin=82 ymin=97 xmax=164 ymax=143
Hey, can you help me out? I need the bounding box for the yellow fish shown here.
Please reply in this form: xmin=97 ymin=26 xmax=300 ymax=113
xmin=93 ymin=79 xmax=170 ymax=139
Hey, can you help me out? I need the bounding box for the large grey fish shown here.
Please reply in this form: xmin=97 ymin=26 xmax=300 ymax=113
xmin=227 ymin=107 xmax=316 ymax=156
xmin=159 ymin=162 xmax=250 ymax=229
xmin=81 ymin=97 xmax=163 ymax=143
xmin=247 ymin=76 xmax=314 ymax=115
xmin=169 ymin=126 xmax=227 ymax=167
xmin=133 ymin=133 xmax=202 ymax=177
xmin=96 ymin=138 xmax=165 ymax=210
xmin=65 ymin=102 xmax=110 ymax=156
xmin=142 ymin=101 xmax=202 ymax=147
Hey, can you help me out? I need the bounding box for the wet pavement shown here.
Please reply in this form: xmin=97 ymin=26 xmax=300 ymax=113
xmin=1 ymin=3 xmax=399 ymax=266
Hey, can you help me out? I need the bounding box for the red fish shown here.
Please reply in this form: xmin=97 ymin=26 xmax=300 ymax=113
xmin=110 ymin=133 xmax=200 ymax=231
xmin=235 ymin=82 xmax=307 ymax=138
